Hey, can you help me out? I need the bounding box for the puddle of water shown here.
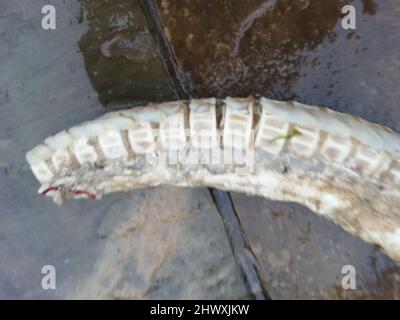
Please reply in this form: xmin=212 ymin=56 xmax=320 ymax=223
xmin=154 ymin=0 xmax=400 ymax=299
xmin=293 ymin=0 xmax=400 ymax=129
xmin=74 ymin=0 xmax=400 ymax=299
xmin=156 ymin=0 xmax=361 ymax=97
xmin=78 ymin=0 xmax=178 ymax=106
xmin=155 ymin=0 xmax=400 ymax=129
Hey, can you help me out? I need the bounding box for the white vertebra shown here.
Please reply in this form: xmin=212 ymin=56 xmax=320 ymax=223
xmin=68 ymin=122 xmax=104 ymax=164
xmin=255 ymin=112 xmax=290 ymax=155
xmin=25 ymin=97 xmax=400 ymax=262
xmin=189 ymin=98 xmax=218 ymax=150
xmin=320 ymin=134 xmax=352 ymax=164
xmin=26 ymin=144 xmax=53 ymax=183
xmin=71 ymin=138 xmax=98 ymax=165
xmin=97 ymin=117 xmax=133 ymax=159
xmin=158 ymin=102 xmax=187 ymax=150
xmin=98 ymin=130 xmax=127 ymax=160
xmin=45 ymin=131 xmax=73 ymax=171
xmin=223 ymin=97 xmax=254 ymax=150
xmin=288 ymin=126 xmax=320 ymax=159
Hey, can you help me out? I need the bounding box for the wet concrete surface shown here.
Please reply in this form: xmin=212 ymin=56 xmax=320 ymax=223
xmin=155 ymin=0 xmax=400 ymax=298
xmin=156 ymin=0 xmax=356 ymax=98
xmin=155 ymin=0 xmax=400 ymax=129
xmin=1 ymin=0 xmax=400 ymax=299
xmin=78 ymin=0 xmax=178 ymax=105
xmin=232 ymin=194 xmax=400 ymax=299
xmin=0 ymin=0 xmax=248 ymax=299
xmin=74 ymin=187 xmax=249 ymax=299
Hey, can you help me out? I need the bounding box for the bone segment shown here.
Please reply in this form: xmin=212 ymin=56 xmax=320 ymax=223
xmin=347 ymin=145 xmax=387 ymax=177
xmin=26 ymin=144 xmax=54 ymax=183
xmin=288 ymin=126 xmax=320 ymax=159
xmin=44 ymin=131 xmax=74 ymax=170
xmin=68 ymin=121 xmax=104 ymax=139
xmin=320 ymin=134 xmax=353 ymax=164
xmin=44 ymin=130 xmax=73 ymax=150
xmin=70 ymin=138 xmax=99 ymax=165
xmin=159 ymin=102 xmax=187 ymax=150
xmin=255 ymin=112 xmax=290 ymax=155
xmin=98 ymin=130 xmax=128 ymax=160
xmin=25 ymin=97 xmax=400 ymax=262
xmin=127 ymin=123 xmax=155 ymax=154
xmin=51 ymin=149 xmax=72 ymax=171
xmin=189 ymin=98 xmax=218 ymax=149
xmin=382 ymin=160 xmax=400 ymax=186
xmin=223 ymin=97 xmax=254 ymax=150
xmin=26 ymin=96 xmax=400 ymax=190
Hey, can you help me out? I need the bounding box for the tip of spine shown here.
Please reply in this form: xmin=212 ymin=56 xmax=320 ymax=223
xmin=44 ymin=130 xmax=73 ymax=150
xmin=100 ymin=116 xmax=135 ymax=131
xmin=26 ymin=144 xmax=52 ymax=166
xmin=69 ymin=121 xmax=105 ymax=139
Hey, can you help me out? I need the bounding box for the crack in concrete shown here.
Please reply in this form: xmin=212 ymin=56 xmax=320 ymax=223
xmin=138 ymin=0 xmax=270 ymax=300
xmin=210 ymin=189 xmax=270 ymax=300
xmin=138 ymin=0 xmax=193 ymax=99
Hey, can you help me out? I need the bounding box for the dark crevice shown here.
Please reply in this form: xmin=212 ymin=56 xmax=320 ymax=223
xmin=210 ymin=189 xmax=271 ymax=300
xmin=138 ymin=0 xmax=194 ymax=100
xmin=139 ymin=0 xmax=270 ymax=299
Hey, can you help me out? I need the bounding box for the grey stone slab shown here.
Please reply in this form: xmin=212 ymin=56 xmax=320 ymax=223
xmin=3 ymin=0 xmax=400 ymax=300
xmin=231 ymin=194 xmax=400 ymax=299
xmin=78 ymin=0 xmax=178 ymax=105
xmin=0 ymin=0 xmax=249 ymax=299
xmin=73 ymin=187 xmax=249 ymax=299
xmin=155 ymin=0 xmax=400 ymax=299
